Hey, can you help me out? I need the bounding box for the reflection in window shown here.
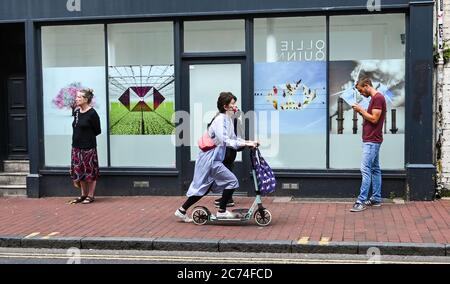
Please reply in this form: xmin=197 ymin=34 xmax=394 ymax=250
xmin=41 ymin=25 xmax=108 ymax=167
xmin=184 ymin=20 xmax=245 ymax=52
xmin=254 ymin=17 xmax=327 ymax=169
xmin=329 ymin=14 xmax=405 ymax=169
xmin=189 ymin=64 xmax=242 ymax=161
xmin=107 ymin=22 xmax=176 ymax=167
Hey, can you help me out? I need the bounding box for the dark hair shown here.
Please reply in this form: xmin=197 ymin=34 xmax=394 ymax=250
xmin=356 ymin=76 xmax=373 ymax=88
xmin=79 ymin=88 xmax=94 ymax=104
xmin=217 ymin=92 xmax=237 ymax=113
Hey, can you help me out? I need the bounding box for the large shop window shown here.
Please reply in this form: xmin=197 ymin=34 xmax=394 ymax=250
xmin=184 ymin=20 xmax=245 ymax=52
xmin=41 ymin=25 xmax=108 ymax=167
xmin=108 ymin=22 xmax=175 ymax=167
xmin=254 ymin=17 xmax=327 ymax=169
xmin=329 ymin=14 xmax=405 ymax=169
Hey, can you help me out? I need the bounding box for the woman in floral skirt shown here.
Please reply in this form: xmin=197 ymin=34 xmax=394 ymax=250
xmin=68 ymin=88 xmax=101 ymax=204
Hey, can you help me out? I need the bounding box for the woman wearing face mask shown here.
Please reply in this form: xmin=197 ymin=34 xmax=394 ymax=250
xmin=175 ymin=92 xmax=259 ymax=222
xmin=213 ymin=106 xmax=244 ymax=208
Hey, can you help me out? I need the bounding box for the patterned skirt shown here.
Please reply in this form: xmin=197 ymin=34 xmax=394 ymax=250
xmin=70 ymin=148 xmax=99 ymax=182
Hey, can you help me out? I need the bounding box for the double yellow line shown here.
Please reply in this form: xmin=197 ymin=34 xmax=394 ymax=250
xmin=0 ymin=252 xmax=447 ymax=264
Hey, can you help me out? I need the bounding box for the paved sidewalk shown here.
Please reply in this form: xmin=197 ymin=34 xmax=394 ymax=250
xmin=0 ymin=196 xmax=449 ymax=256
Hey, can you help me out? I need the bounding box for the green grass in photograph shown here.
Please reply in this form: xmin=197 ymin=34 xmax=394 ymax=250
xmin=109 ymin=102 xmax=175 ymax=135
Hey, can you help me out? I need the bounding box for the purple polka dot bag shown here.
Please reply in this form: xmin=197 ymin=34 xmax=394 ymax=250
xmin=250 ymin=148 xmax=276 ymax=195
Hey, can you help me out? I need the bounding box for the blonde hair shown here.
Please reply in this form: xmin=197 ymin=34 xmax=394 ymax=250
xmin=79 ymin=88 xmax=94 ymax=104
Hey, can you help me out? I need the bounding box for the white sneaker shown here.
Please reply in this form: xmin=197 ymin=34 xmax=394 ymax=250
xmin=174 ymin=209 xmax=192 ymax=223
xmin=216 ymin=210 xmax=236 ymax=219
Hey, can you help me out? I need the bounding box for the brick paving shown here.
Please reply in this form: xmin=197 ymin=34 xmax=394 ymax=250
xmin=0 ymin=196 xmax=449 ymax=244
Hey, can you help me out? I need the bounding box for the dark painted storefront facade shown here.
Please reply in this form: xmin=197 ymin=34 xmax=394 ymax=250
xmin=0 ymin=0 xmax=435 ymax=200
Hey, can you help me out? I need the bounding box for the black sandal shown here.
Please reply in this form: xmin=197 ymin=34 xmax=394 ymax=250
xmin=81 ymin=196 xmax=95 ymax=204
xmin=68 ymin=196 xmax=87 ymax=204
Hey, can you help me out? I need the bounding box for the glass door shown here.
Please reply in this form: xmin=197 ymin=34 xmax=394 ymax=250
xmin=181 ymin=60 xmax=248 ymax=195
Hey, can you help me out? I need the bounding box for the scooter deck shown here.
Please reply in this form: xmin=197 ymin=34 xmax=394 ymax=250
xmin=209 ymin=215 xmax=245 ymax=221
xmin=231 ymin=208 xmax=249 ymax=214
xmin=209 ymin=209 xmax=251 ymax=221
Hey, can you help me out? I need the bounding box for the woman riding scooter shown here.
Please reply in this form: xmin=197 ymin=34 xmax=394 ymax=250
xmin=213 ymin=107 xmax=244 ymax=208
xmin=174 ymin=92 xmax=259 ymax=222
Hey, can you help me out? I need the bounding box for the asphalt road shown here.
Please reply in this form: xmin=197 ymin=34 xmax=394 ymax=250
xmin=0 ymin=247 xmax=449 ymax=264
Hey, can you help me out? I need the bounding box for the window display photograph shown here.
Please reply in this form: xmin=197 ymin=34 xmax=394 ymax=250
xmin=108 ymin=65 xmax=175 ymax=136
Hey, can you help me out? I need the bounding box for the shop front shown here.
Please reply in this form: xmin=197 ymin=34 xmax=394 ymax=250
xmin=0 ymin=0 xmax=434 ymax=200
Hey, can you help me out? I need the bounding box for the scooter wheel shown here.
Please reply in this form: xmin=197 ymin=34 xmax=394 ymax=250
xmin=254 ymin=209 xmax=272 ymax=226
xmin=192 ymin=207 xmax=209 ymax=225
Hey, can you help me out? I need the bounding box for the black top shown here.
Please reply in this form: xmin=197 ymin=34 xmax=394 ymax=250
xmin=72 ymin=108 xmax=101 ymax=149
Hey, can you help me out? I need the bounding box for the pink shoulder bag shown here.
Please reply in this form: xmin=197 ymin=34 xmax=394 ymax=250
xmin=198 ymin=115 xmax=217 ymax=152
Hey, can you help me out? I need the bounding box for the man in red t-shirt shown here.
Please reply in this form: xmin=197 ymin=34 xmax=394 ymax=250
xmin=350 ymin=76 xmax=386 ymax=212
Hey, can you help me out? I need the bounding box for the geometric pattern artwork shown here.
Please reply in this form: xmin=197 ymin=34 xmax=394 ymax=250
xmin=132 ymin=101 xmax=152 ymax=112
xmin=118 ymin=88 xmax=130 ymax=110
xmin=153 ymin=88 xmax=165 ymax=110
xmin=109 ymin=65 xmax=175 ymax=136
xmin=118 ymin=86 xmax=166 ymax=112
